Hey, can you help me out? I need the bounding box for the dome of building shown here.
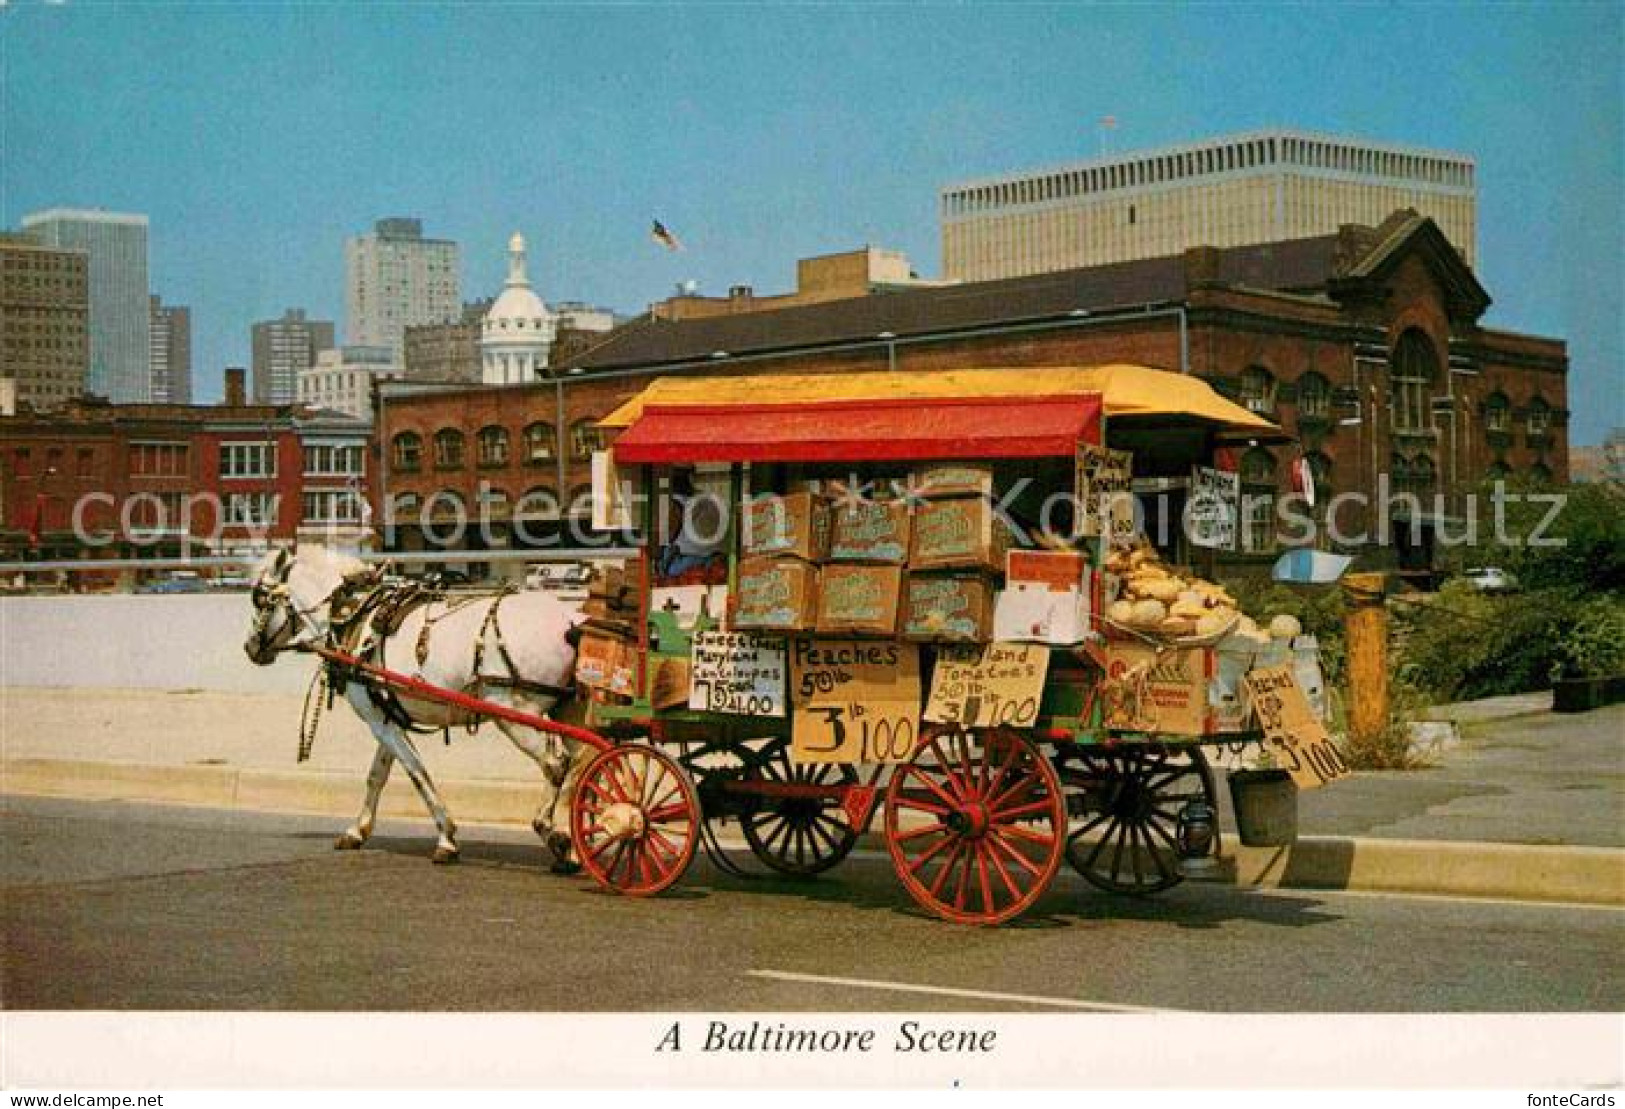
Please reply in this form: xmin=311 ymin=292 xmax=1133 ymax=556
xmin=481 ymin=232 xmax=556 ymax=384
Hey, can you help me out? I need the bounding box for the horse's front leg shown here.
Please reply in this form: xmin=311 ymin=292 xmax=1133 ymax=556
xmin=353 ymin=699 xmax=459 ymax=863
xmin=334 ymin=745 xmax=395 ymax=850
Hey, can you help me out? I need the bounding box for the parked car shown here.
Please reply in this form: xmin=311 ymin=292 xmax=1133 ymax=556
xmin=1461 ymin=566 xmax=1519 ymax=594
xmin=136 ymin=572 xmax=210 ymax=594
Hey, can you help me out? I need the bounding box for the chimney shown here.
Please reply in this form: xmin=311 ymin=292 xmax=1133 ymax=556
xmin=223 ymin=367 xmax=246 ymax=407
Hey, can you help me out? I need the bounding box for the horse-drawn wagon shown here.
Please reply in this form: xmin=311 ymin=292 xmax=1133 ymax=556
xmin=249 ymin=362 xmax=1341 ymax=925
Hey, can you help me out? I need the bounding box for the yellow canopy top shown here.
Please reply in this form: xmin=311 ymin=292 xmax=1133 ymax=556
xmin=597 ymin=362 xmax=1286 ymax=440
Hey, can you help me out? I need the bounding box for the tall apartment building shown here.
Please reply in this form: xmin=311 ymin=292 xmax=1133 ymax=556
xmin=0 ymin=232 xmax=89 ymax=411
xmin=20 ymin=209 xmax=151 ymax=402
xmin=345 ymin=218 xmax=460 ymax=360
xmin=148 ymin=295 xmax=192 ymax=404
xmin=940 ymin=130 xmax=1477 ymax=281
xmin=251 ymin=308 xmax=335 ymax=404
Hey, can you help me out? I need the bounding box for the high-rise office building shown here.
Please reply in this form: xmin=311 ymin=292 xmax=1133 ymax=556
xmin=251 ymin=308 xmax=335 ymax=405
xmin=21 ymin=209 xmax=151 ymax=402
xmin=0 ymin=232 xmax=89 ymax=410
xmin=939 ymin=130 xmax=1477 ymax=281
xmin=148 ymin=295 xmax=192 ymax=404
xmin=345 ymin=218 xmax=460 ymax=360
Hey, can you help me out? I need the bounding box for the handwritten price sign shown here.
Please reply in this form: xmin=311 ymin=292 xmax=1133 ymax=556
xmin=1242 ymin=665 xmax=1350 ymax=789
xmin=924 ymin=642 xmax=1051 ymax=730
xmin=791 ymin=640 xmax=921 ymax=764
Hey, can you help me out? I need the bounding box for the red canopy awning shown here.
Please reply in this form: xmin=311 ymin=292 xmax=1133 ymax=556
xmin=611 ymin=394 xmax=1103 ymax=465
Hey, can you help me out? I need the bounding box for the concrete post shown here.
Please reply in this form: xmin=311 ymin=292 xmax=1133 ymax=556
xmin=1343 ymin=571 xmax=1389 ymax=742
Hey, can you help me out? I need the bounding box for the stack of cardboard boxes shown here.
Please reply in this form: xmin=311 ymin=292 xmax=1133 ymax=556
xmin=729 ymin=467 xmax=1019 ymax=643
xmin=574 ymin=560 xmax=642 ymax=698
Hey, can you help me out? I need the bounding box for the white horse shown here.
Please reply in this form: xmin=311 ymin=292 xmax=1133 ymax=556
xmin=243 ymin=546 xmax=587 ymax=865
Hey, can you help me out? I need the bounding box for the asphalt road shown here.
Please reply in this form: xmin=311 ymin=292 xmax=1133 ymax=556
xmin=3 ymin=794 xmax=1621 ymax=1013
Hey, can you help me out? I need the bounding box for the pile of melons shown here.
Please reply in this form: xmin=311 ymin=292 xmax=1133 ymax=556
xmin=1102 ymin=542 xmax=1279 ymax=643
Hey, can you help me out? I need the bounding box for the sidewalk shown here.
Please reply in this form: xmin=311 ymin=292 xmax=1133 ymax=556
xmin=4 ymin=685 xmax=1622 ymax=904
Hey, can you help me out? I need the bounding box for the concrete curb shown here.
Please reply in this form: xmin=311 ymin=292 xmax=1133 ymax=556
xmin=6 ymin=757 xmax=1623 ymax=908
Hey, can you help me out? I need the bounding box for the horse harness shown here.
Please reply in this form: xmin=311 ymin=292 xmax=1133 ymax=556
xmin=299 ymin=573 xmax=576 ymax=760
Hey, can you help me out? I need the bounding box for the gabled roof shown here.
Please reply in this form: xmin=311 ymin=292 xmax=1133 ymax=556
xmin=1329 ymin=209 xmax=1491 ymax=321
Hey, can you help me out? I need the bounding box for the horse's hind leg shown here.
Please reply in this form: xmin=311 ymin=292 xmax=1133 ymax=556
xmin=335 ymin=745 xmax=395 ymax=850
xmin=495 ymin=720 xmax=576 ymax=871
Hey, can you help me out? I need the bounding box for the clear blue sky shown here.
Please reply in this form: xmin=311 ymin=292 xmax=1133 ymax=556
xmin=3 ymin=1 xmax=1620 ymax=444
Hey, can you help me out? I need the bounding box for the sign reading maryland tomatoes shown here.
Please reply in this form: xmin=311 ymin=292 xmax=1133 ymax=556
xmin=791 ymin=640 xmax=921 ymax=764
xmin=1242 ymin=664 xmax=1350 ymax=788
xmin=924 ymin=642 xmax=1051 ymax=730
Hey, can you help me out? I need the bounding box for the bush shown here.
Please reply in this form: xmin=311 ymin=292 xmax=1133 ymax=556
xmin=1400 ymin=582 xmax=1625 ymax=699
xmin=1476 ymin=479 xmax=1625 ymax=594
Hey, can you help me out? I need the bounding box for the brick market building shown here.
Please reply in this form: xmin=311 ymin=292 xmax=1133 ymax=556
xmin=0 ymin=397 xmax=372 ymax=563
xmin=375 ymin=211 xmax=1569 ymax=569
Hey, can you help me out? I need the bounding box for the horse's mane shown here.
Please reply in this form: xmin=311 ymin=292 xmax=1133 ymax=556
xmin=296 ymin=545 xmax=369 ymax=580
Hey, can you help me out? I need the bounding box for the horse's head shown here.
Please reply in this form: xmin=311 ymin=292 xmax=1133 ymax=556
xmin=244 ymin=545 xmax=368 ymax=665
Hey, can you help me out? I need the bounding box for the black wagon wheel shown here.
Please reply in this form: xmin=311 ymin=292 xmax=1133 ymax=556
xmin=739 ymin=736 xmax=862 ymax=877
xmin=1057 ymin=745 xmax=1217 ymax=895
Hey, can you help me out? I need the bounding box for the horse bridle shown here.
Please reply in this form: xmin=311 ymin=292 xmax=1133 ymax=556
xmin=249 ymin=551 xmax=330 ymax=657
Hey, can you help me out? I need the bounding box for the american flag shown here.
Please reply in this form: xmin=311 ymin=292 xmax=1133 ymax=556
xmin=651 ymin=219 xmax=684 ymax=252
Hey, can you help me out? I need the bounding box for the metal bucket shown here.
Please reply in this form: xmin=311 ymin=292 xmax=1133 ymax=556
xmin=1227 ymin=769 xmax=1299 ymax=847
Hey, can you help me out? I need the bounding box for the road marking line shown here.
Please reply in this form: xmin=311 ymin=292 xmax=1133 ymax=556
xmin=746 ymin=969 xmax=1187 ymax=1013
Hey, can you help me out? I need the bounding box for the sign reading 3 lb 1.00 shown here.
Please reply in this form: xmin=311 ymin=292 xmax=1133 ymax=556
xmin=1242 ymin=664 xmax=1350 ymax=788
xmin=790 ymin=640 xmax=921 ymax=764
xmin=924 ymin=642 xmax=1051 ymax=729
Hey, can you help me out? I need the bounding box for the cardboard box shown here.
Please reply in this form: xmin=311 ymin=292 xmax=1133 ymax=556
xmin=993 ymin=582 xmax=1092 ymax=646
xmin=731 ymin=556 xmax=820 ymax=633
xmin=909 ymin=495 xmax=1013 ymax=573
xmin=650 ymin=584 xmax=728 ymax=630
xmin=1006 ymin=549 xmax=1088 ymax=591
xmin=742 ymin=492 xmax=831 ymax=562
xmin=575 ymin=629 xmax=637 ymax=696
xmin=816 ymin=564 xmax=903 ymax=637
xmin=910 ymin=462 xmax=996 ymax=499
xmin=829 ymin=499 xmax=912 ymax=564
xmin=902 ymin=572 xmax=996 ymax=642
xmin=1102 ymin=642 xmax=1230 ymax=736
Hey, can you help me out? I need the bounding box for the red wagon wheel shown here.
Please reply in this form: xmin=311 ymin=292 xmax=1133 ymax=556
xmin=883 ymin=727 xmax=1066 ymax=926
xmin=571 ymin=744 xmax=700 ymax=897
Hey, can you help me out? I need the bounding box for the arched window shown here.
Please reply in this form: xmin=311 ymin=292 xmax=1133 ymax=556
xmin=1410 ymin=453 xmax=1436 ymax=492
xmin=1390 ymin=330 xmax=1438 ymax=432
xmin=1296 ymin=372 xmax=1331 ymax=420
xmin=424 ymin=489 xmax=466 ymax=519
xmin=1239 ymin=366 xmax=1276 ymax=415
xmin=433 ymin=428 xmax=465 ymax=469
xmin=523 ymin=421 xmax=556 ymax=464
xmin=1484 ymin=391 xmax=1511 ymax=433
xmin=571 ymin=418 xmax=607 ymax=459
xmin=391 ymin=431 xmax=422 ymax=472
xmin=389 ymin=492 xmax=421 ymax=523
xmin=1527 ymin=396 xmax=1552 ymax=437
xmin=477 ymin=425 xmax=510 ymax=467
xmin=478 ymin=486 xmax=510 ymax=518
xmin=1240 ymin=447 xmax=1277 ymax=486
xmin=565 ymin=483 xmax=593 ymax=518
xmin=514 ymin=485 xmax=560 ymax=521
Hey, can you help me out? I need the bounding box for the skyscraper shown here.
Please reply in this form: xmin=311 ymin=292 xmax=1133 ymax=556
xmin=344 ymin=218 xmax=460 ymax=360
xmin=20 ymin=209 xmax=151 ymax=402
xmin=940 ymin=130 xmax=1477 ymax=281
xmin=251 ymin=308 xmax=335 ymax=405
xmin=148 ymin=295 xmax=192 ymax=404
xmin=0 ymin=232 xmax=89 ymax=410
